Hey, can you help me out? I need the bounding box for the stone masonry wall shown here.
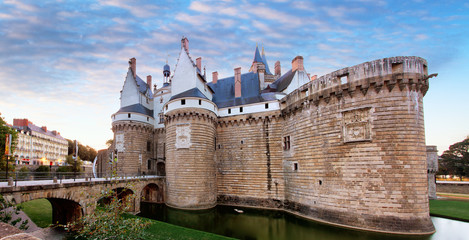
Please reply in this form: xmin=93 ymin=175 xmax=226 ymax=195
xmin=216 ymin=112 xmax=285 ymax=207
xmin=215 ymin=56 xmax=434 ymax=234
xmin=112 ymin=121 xmax=153 ymax=175
xmin=165 ymin=108 xmax=217 ymax=209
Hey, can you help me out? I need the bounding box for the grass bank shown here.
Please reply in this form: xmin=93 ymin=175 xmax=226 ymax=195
xmin=19 ymin=199 xmax=52 ymax=228
xmin=429 ymin=199 xmax=469 ymax=222
xmin=19 ymin=200 xmax=231 ymax=239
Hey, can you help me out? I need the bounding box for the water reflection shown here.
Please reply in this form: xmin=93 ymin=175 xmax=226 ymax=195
xmin=138 ymin=203 xmax=469 ymax=240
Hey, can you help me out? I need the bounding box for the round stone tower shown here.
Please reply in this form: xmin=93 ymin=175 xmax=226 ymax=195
xmin=163 ymin=98 xmax=218 ymax=209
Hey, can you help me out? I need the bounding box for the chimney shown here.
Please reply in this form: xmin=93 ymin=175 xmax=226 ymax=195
xmin=212 ymin=71 xmax=218 ymax=84
xmin=275 ymin=61 xmax=281 ymax=76
xmin=13 ymin=119 xmax=29 ymax=127
xmin=52 ymin=130 xmax=57 ymax=135
xmin=129 ymin=58 xmax=136 ymax=79
xmin=42 ymin=126 xmax=47 ymax=132
xmin=147 ymin=75 xmax=152 ymax=88
xmin=196 ymin=57 xmax=202 ymax=70
xmin=292 ymin=56 xmax=304 ymax=72
xmin=234 ymin=67 xmax=242 ymax=98
xmin=181 ymin=37 xmax=189 ymax=51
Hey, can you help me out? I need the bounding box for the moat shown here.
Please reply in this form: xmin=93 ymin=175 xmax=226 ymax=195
xmin=139 ymin=202 xmax=469 ymax=240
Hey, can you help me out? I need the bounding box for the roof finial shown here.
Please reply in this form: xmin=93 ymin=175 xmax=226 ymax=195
xmin=256 ymin=42 xmax=258 ymax=48
xmin=262 ymin=45 xmax=265 ymax=56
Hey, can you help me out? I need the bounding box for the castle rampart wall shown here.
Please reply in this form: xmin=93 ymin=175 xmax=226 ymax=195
xmin=216 ymin=112 xmax=285 ymax=207
xmin=215 ymin=56 xmax=434 ymax=234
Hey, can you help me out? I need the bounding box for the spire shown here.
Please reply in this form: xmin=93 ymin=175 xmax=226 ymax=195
xmin=261 ymin=45 xmax=272 ymax=75
xmin=253 ymin=44 xmax=263 ymax=63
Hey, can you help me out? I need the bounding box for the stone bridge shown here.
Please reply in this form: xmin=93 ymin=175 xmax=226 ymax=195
xmin=0 ymin=176 xmax=165 ymax=225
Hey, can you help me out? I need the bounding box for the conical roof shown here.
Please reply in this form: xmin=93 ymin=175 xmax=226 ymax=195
xmin=261 ymin=46 xmax=272 ymax=75
xmin=253 ymin=44 xmax=263 ymax=63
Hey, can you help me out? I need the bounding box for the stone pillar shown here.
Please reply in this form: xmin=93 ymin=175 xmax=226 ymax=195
xmin=165 ymin=108 xmax=217 ymax=209
xmin=427 ymin=146 xmax=438 ymax=199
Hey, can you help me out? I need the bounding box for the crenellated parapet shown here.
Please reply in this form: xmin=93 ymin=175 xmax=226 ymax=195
xmin=165 ymin=108 xmax=218 ymax=125
xmin=280 ymin=56 xmax=433 ymax=114
xmin=112 ymin=121 xmax=154 ymax=133
xmin=217 ymin=111 xmax=282 ymax=128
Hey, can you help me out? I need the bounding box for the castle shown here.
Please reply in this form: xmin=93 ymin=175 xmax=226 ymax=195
xmin=109 ymin=37 xmax=435 ymax=234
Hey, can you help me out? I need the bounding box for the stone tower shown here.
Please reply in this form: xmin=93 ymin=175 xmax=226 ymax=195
xmin=111 ymin=58 xmax=155 ymax=174
xmin=163 ymin=37 xmax=218 ymax=209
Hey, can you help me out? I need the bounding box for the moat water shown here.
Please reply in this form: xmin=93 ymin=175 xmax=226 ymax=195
xmin=138 ymin=203 xmax=469 ymax=240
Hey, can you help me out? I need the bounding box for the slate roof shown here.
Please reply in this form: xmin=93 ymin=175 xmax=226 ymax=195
xmin=136 ymin=75 xmax=153 ymax=99
xmin=169 ymin=88 xmax=209 ymax=101
xmin=253 ymin=46 xmax=263 ymax=63
xmin=261 ymin=49 xmax=273 ymax=75
xmin=263 ymin=69 xmax=295 ymax=93
xmin=117 ymin=103 xmax=153 ymax=117
xmin=207 ymin=72 xmax=274 ymax=108
xmin=13 ymin=124 xmax=66 ymax=141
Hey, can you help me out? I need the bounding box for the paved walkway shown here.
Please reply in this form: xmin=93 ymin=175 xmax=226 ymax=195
xmin=0 ymin=175 xmax=160 ymax=188
xmin=436 ymin=180 xmax=469 ymax=184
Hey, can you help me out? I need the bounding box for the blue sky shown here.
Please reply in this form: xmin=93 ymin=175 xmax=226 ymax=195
xmin=0 ymin=0 xmax=468 ymax=153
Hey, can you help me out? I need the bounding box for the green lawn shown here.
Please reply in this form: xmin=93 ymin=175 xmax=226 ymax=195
xmin=19 ymin=199 xmax=52 ymax=228
xmin=19 ymin=200 xmax=232 ymax=239
xmin=429 ymin=199 xmax=469 ymax=222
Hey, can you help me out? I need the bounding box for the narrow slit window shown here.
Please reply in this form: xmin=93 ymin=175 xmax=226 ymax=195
xmin=265 ymin=103 xmax=269 ymax=109
xmin=181 ymin=99 xmax=186 ymax=105
xmin=228 ymin=108 xmax=231 ymax=114
xmin=240 ymin=107 xmax=243 ymax=112
xmin=199 ymin=99 xmax=202 ymax=105
xmin=128 ymin=113 xmax=131 ymax=118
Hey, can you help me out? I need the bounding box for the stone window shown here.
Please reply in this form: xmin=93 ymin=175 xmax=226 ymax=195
xmin=148 ymin=159 xmax=151 ymax=170
xmin=128 ymin=113 xmax=131 ymax=118
xmin=265 ymin=103 xmax=269 ymax=109
xmin=293 ymin=162 xmax=298 ymax=171
xmin=240 ymin=107 xmax=243 ymax=113
xmin=181 ymin=99 xmax=186 ymax=105
xmin=283 ymin=136 xmax=291 ymax=151
xmin=228 ymin=108 xmax=231 ymax=114
xmin=147 ymin=141 xmax=151 ymax=152
xmin=199 ymin=99 xmax=202 ymax=105
xmin=147 ymin=117 xmax=149 ymax=121
xmin=159 ymin=113 xmax=164 ymax=124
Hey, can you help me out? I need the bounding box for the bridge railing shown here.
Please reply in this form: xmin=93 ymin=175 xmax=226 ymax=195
xmin=0 ymin=171 xmax=159 ymax=187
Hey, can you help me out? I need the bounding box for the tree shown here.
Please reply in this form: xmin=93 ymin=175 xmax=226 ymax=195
xmin=67 ymin=176 xmax=151 ymax=239
xmin=438 ymin=137 xmax=469 ymax=180
xmin=66 ymin=139 xmax=97 ymax=161
xmin=106 ymin=139 xmax=113 ymax=148
xmin=0 ymin=113 xmax=17 ymax=173
xmin=65 ymin=154 xmax=83 ymax=173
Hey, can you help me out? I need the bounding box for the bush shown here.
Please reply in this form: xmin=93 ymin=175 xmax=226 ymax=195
xmin=56 ymin=166 xmax=71 ymax=173
xmin=18 ymin=167 xmax=29 ymax=179
xmin=35 ymin=165 xmax=50 ymax=178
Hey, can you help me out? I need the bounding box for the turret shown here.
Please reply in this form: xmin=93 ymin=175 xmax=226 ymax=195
xmin=163 ymin=37 xmax=218 ymax=210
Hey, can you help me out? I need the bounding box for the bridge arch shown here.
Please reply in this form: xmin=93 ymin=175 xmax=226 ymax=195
xmin=141 ymin=183 xmax=164 ymax=203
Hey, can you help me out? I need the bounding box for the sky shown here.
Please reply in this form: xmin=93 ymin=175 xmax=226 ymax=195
xmin=0 ymin=0 xmax=468 ymax=153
